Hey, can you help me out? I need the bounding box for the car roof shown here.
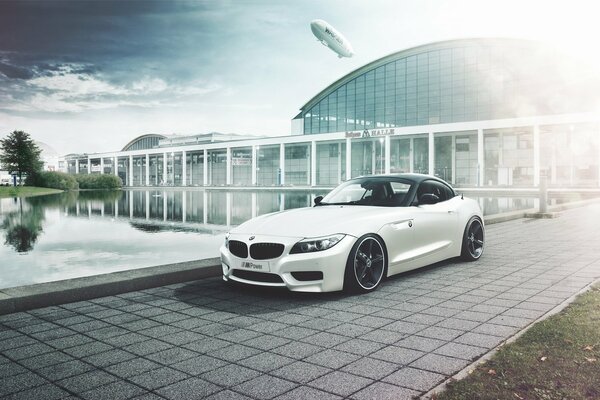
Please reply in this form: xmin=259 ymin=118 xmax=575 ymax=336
xmin=350 ymin=173 xmax=451 ymax=186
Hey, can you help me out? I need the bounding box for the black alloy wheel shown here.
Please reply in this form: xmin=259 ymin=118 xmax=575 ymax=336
xmin=345 ymin=234 xmax=386 ymax=293
xmin=461 ymin=216 xmax=484 ymax=261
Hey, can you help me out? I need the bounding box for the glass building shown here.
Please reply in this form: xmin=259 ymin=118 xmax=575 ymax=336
xmin=62 ymin=39 xmax=600 ymax=188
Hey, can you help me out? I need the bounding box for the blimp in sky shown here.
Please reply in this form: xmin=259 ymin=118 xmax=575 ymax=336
xmin=310 ymin=19 xmax=354 ymax=58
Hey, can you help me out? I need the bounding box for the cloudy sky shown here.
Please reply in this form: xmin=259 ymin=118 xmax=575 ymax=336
xmin=0 ymin=0 xmax=599 ymax=155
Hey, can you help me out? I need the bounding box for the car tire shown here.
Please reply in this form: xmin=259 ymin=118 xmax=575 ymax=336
xmin=344 ymin=234 xmax=387 ymax=294
xmin=461 ymin=216 xmax=485 ymax=261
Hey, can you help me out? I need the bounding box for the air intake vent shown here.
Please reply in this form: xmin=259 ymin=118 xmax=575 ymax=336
xmin=228 ymin=240 xmax=248 ymax=258
xmin=291 ymin=271 xmax=323 ymax=281
xmin=232 ymin=270 xmax=284 ymax=283
xmin=250 ymin=243 xmax=285 ymax=260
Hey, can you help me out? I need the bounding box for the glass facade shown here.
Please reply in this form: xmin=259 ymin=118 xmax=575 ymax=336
xmin=484 ymin=128 xmax=533 ymax=186
xmin=208 ymin=150 xmax=227 ymax=186
xmin=284 ymin=143 xmax=311 ymax=185
xmin=316 ymin=141 xmax=345 ymax=185
xmin=257 ymin=145 xmax=280 ymax=186
xmin=186 ymin=151 xmax=204 ymax=186
xmin=540 ymin=124 xmax=599 ymax=187
xmin=302 ymin=39 xmax=595 ymax=134
xmin=454 ymin=131 xmax=478 ymax=186
xmin=232 ymin=147 xmax=252 ymax=186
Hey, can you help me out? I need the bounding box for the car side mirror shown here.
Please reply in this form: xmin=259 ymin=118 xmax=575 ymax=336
xmin=313 ymin=195 xmax=323 ymax=206
xmin=419 ymin=193 xmax=439 ymax=205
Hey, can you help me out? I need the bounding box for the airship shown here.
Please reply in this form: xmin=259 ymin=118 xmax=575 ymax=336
xmin=310 ymin=19 xmax=354 ymax=58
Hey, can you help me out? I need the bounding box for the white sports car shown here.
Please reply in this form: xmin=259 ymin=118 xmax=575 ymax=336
xmin=220 ymin=174 xmax=484 ymax=293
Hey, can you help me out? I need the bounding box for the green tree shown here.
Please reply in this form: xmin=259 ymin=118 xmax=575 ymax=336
xmin=0 ymin=130 xmax=43 ymax=185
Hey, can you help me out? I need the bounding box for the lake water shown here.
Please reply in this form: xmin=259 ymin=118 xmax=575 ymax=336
xmin=0 ymin=188 xmax=581 ymax=289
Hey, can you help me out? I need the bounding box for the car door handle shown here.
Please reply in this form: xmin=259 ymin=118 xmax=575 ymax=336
xmin=447 ymin=210 xmax=455 ymax=214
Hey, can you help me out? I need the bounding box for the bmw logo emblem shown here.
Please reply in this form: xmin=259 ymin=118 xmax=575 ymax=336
xmin=249 ymin=236 xmax=255 ymax=241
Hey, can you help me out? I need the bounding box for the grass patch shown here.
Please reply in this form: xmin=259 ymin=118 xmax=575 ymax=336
xmin=435 ymin=285 xmax=600 ymax=400
xmin=0 ymin=186 xmax=63 ymax=198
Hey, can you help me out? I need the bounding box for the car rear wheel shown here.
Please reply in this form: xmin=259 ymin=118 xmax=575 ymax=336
xmin=344 ymin=234 xmax=386 ymax=293
xmin=461 ymin=216 xmax=484 ymax=261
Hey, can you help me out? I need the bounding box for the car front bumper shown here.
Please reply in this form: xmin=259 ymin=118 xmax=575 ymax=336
xmin=220 ymin=233 xmax=356 ymax=292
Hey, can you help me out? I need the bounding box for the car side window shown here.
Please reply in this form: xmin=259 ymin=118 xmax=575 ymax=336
xmin=418 ymin=180 xmax=453 ymax=203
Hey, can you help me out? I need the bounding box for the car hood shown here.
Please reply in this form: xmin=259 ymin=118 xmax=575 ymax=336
xmin=230 ymin=205 xmax=414 ymax=238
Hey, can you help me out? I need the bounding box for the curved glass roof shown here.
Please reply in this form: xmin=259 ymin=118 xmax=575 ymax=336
xmin=121 ymin=134 xmax=166 ymax=151
xmin=299 ymin=38 xmax=596 ymax=134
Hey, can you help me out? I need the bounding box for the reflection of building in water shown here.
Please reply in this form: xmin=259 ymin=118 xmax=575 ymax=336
xmin=61 ymin=39 xmax=600 ymax=188
xmin=63 ymin=190 xmax=319 ymax=229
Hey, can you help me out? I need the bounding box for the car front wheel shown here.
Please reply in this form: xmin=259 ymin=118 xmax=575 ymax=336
xmin=344 ymin=234 xmax=387 ymax=293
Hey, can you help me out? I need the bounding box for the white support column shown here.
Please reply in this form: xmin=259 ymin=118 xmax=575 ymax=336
xmin=87 ymin=157 xmax=91 ymax=174
xmin=163 ymin=191 xmax=167 ymax=221
xmin=226 ymin=192 xmax=231 ymax=227
xmin=163 ymin=153 xmax=168 ymax=185
xmin=100 ymin=158 xmax=104 ymax=175
xmin=189 ymin=153 xmax=194 ymax=185
xmin=129 ymin=155 xmax=134 ymax=186
xmin=114 ymin=199 xmax=118 ymax=217
xmin=346 ymin=138 xmax=352 ymax=179
xmin=451 ymin=135 xmax=456 ymax=185
xmin=533 ymin=124 xmax=540 ymax=187
xmin=384 ymin=135 xmax=391 ymax=175
xmin=76 ymin=201 xmax=80 ymax=216
xmin=182 ymin=151 xmax=187 ymax=187
xmin=203 ymin=149 xmax=208 ymax=186
xmin=88 ymin=203 xmax=91 ymax=218
xmin=226 ymin=147 xmax=232 ymax=185
xmin=279 ymin=143 xmax=285 ymax=185
xmin=371 ymin=142 xmax=376 ymax=175
xmin=337 ymin=142 xmax=342 ymax=183
xmin=477 ymin=128 xmax=484 ymax=187
xmin=101 ymin=202 xmax=104 ymax=217
xmin=202 ymin=191 xmax=208 ymax=224
xmin=145 ymin=154 xmax=150 ymax=186
xmin=311 ymin=141 xmax=317 ymax=186
xmin=251 ymin=193 xmax=257 ymax=218
xmin=428 ymin=132 xmax=435 ymax=175
xmin=251 ymin=146 xmax=258 ymax=186
xmin=75 ymin=159 xmax=79 ymax=174
xmin=408 ymin=138 xmax=414 ymax=173
xmin=279 ymin=193 xmax=285 ymax=211
xmin=182 ymin=191 xmax=186 ymax=223
xmin=114 ymin=157 xmax=118 ymax=176
xmin=145 ymin=191 xmax=149 ymax=220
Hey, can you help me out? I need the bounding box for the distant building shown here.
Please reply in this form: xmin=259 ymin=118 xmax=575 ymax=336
xmin=62 ymin=38 xmax=600 ymax=188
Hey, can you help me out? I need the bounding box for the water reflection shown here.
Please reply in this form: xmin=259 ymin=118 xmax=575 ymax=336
xmin=1 ymin=198 xmax=44 ymax=252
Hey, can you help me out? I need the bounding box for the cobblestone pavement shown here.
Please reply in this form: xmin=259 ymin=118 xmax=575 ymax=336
xmin=2 ymin=205 xmax=600 ymax=400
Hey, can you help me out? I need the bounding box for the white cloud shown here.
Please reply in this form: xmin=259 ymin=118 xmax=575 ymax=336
xmin=1 ymin=66 xmax=223 ymax=114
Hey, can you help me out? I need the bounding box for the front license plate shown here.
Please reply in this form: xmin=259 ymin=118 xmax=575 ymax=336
xmin=238 ymin=260 xmax=270 ymax=272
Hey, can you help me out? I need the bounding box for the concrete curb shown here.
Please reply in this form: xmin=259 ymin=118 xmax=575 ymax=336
xmin=483 ymin=196 xmax=600 ymax=225
xmin=0 ymin=258 xmax=221 ymax=315
xmin=421 ymin=277 xmax=600 ymax=399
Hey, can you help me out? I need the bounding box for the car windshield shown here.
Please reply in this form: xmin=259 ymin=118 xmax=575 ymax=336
xmin=320 ymin=178 xmax=414 ymax=207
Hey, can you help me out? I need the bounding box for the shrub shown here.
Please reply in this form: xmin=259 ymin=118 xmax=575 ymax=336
xmin=74 ymin=174 xmax=122 ymax=189
xmin=27 ymin=171 xmax=79 ymax=191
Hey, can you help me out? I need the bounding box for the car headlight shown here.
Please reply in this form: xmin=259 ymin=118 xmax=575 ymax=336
xmin=290 ymin=234 xmax=345 ymax=254
xmin=224 ymin=232 xmax=230 ymax=248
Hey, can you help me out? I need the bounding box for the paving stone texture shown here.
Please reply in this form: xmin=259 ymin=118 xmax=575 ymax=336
xmin=1 ymin=204 xmax=600 ymax=399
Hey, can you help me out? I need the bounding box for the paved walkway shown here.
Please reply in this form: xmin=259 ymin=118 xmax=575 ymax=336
xmin=2 ymin=205 xmax=600 ymax=400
